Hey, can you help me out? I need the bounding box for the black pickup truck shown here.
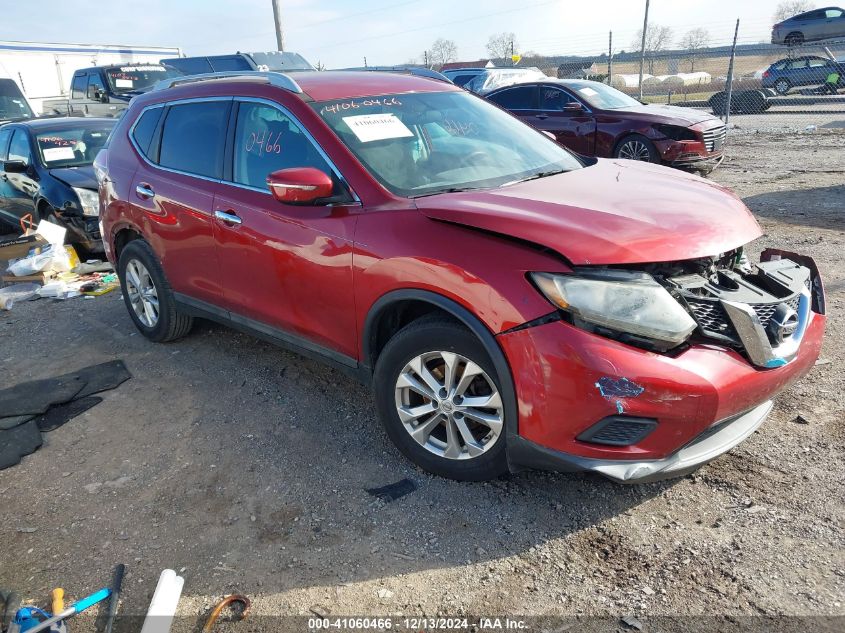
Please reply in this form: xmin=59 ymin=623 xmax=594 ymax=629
xmin=43 ymin=64 xmax=178 ymax=117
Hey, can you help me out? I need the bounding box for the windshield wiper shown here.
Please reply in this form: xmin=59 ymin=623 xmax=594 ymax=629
xmin=411 ymin=186 xmax=484 ymax=198
xmin=506 ymin=168 xmax=569 ymax=185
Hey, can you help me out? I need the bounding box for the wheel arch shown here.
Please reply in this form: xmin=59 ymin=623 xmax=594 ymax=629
xmin=112 ymin=225 xmax=144 ymax=261
xmin=363 ymin=288 xmax=520 ymax=457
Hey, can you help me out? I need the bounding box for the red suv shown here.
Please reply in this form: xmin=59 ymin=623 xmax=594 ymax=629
xmin=96 ymin=71 xmax=826 ymax=483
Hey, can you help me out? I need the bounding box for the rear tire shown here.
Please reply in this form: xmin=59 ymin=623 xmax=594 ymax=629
xmin=774 ymin=78 xmax=791 ymax=95
xmin=784 ymin=32 xmax=804 ymax=46
xmin=117 ymin=240 xmax=193 ymax=342
xmin=373 ymin=316 xmax=509 ymax=481
xmin=614 ymin=134 xmax=660 ymax=163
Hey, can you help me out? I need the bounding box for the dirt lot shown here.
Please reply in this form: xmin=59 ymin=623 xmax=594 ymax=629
xmin=1 ymin=129 xmax=843 ymax=628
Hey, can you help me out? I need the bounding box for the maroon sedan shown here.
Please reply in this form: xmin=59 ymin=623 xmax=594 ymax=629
xmin=486 ymin=79 xmax=726 ymax=173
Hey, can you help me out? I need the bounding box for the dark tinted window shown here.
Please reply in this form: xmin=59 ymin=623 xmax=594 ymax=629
xmin=539 ymin=87 xmax=576 ymax=111
xmin=488 ymin=86 xmax=536 ymax=110
xmin=87 ymin=73 xmax=105 ymax=99
xmin=131 ymin=107 xmax=163 ymax=156
xmin=452 ymin=74 xmax=477 ymax=87
xmin=71 ymin=74 xmax=87 ymax=100
xmin=208 ymin=56 xmax=252 ymax=71
xmin=0 ymin=127 xmax=12 ymax=161
xmin=159 ymin=101 xmax=230 ymax=178
xmin=8 ymin=129 xmax=32 ymax=164
xmin=162 ymin=58 xmax=213 ymax=74
xmin=232 ymin=101 xmax=334 ymax=190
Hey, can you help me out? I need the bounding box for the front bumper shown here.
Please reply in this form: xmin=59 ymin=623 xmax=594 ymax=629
xmin=509 ymin=400 xmax=772 ymax=483
xmin=499 ymin=259 xmax=825 ymax=481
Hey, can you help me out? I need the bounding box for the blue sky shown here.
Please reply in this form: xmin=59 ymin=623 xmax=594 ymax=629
xmin=1 ymin=0 xmax=784 ymax=68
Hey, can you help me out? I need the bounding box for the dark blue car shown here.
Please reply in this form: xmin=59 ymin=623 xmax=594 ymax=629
xmin=762 ymin=55 xmax=844 ymax=94
xmin=772 ymin=6 xmax=845 ymax=45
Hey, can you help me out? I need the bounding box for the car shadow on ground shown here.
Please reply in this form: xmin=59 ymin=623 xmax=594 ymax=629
xmin=1 ymin=299 xmax=676 ymax=612
xmin=743 ymin=184 xmax=845 ymax=230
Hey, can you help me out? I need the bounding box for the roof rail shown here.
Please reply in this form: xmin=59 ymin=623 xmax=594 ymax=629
xmin=153 ymin=71 xmax=302 ymax=94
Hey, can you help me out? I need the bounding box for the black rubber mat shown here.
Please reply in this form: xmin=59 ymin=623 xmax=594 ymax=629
xmin=366 ymin=478 xmax=417 ymax=502
xmin=0 ymin=414 xmax=34 ymax=431
xmin=0 ymin=360 xmax=130 ymax=417
xmin=35 ymin=396 xmax=103 ymax=433
xmin=0 ymin=421 xmax=43 ymax=470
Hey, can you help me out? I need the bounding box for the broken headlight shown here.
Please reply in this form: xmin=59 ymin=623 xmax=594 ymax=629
xmin=531 ymin=270 xmax=697 ymax=349
xmin=72 ymin=187 xmax=100 ymax=217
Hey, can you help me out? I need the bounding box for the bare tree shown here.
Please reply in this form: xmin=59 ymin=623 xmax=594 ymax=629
xmin=631 ymin=24 xmax=674 ymax=74
xmin=486 ymin=32 xmax=517 ymax=62
xmin=678 ymin=27 xmax=711 ymax=71
xmin=774 ymin=0 xmax=815 ymax=21
xmin=429 ymin=38 xmax=458 ymax=68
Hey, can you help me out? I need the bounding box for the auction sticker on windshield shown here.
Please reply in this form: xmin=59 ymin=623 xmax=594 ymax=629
xmin=42 ymin=147 xmax=75 ymax=162
xmin=343 ymin=113 xmax=413 ymax=143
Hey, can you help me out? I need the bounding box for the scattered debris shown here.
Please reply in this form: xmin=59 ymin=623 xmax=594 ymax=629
xmin=202 ymin=594 xmax=251 ymax=632
xmin=376 ymin=588 xmax=394 ymax=599
xmin=793 ymin=415 xmax=810 ymax=425
xmin=309 ymin=606 xmax=329 ymax=618
xmin=366 ymin=478 xmax=417 ymax=503
xmin=621 ymin=615 xmax=644 ymax=630
xmin=814 ymin=358 xmax=832 ymax=366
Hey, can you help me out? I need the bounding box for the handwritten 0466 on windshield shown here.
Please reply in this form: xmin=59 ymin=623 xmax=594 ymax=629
xmin=245 ymin=129 xmax=283 ymax=157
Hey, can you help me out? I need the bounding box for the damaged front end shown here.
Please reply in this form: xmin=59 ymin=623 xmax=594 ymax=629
xmin=648 ymin=248 xmax=826 ymax=368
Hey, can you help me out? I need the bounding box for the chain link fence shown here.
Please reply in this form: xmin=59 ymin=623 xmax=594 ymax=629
xmin=504 ymin=37 xmax=845 ymax=133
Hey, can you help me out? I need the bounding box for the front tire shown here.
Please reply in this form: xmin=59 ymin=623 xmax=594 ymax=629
xmin=117 ymin=240 xmax=193 ymax=342
xmin=614 ymin=134 xmax=660 ymax=163
xmin=374 ymin=316 xmax=509 ymax=481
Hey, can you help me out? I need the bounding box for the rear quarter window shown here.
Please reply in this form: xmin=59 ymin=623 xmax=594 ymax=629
xmin=158 ymin=100 xmax=230 ymax=179
xmin=131 ymin=107 xmax=164 ymax=157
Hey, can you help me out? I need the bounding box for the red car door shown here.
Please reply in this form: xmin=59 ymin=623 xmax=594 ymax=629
xmin=532 ymin=86 xmax=596 ymax=155
xmin=129 ymin=100 xmax=229 ymax=307
xmin=211 ymin=98 xmax=359 ymax=359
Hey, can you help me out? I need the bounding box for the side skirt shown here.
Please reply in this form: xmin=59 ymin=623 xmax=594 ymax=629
xmin=173 ymin=293 xmax=371 ymax=384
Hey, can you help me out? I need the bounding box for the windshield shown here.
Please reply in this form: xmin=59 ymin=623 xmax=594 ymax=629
xmin=568 ymin=82 xmax=642 ymax=109
xmin=105 ymin=65 xmax=177 ymax=93
xmin=36 ymin=122 xmax=116 ymax=168
xmin=0 ymin=81 xmax=34 ymax=122
xmin=248 ymin=51 xmax=315 ymax=71
xmin=313 ymin=91 xmax=583 ymax=198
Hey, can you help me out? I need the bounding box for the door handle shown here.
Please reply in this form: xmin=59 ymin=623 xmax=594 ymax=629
xmin=535 ymin=114 xmax=549 ymax=120
xmin=135 ymin=183 xmax=155 ymax=199
xmin=214 ymin=209 xmax=242 ymax=226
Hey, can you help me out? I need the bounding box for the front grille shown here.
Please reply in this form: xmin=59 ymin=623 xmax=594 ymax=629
xmin=701 ymin=124 xmax=727 ymax=152
xmin=686 ymin=294 xmax=801 ymax=342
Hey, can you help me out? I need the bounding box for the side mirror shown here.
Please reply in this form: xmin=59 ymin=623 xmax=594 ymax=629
xmin=563 ymin=101 xmax=583 ymax=111
xmin=3 ymin=160 xmax=28 ymax=173
xmin=266 ymin=167 xmax=333 ymax=205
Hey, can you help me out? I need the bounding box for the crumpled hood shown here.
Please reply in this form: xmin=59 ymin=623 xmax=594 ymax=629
xmin=613 ymin=103 xmax=718 ymax=126
xmin=48 ymin=166 xmax=97 ymax=190
xmin=416 ymin=159 xmax=761 ymax=265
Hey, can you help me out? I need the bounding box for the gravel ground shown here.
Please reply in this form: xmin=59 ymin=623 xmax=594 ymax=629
xmin=0 ymin=129 xmax=843 ymax=629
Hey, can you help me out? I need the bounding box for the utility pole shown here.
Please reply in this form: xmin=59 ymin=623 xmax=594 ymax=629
xmin=637 ymin=0 xmax=650 ymax=100
xmin=607 ymin=31 xmax=613 ymax=84
xmin=724 ymin=18 xmax=740 ymax=127
xmin=511 ymin=39 xmax=515 ymax=66
xmin=271 ymin=0 xmax=285 ymax=51
xmin=424 ymin=50 xmax=429 ymax=68
xmin=364 ymin=56 xmax=368 ymax=68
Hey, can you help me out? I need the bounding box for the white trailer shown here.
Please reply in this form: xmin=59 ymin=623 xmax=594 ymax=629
xmin=0 ymin=40 xmax=181 ymax=114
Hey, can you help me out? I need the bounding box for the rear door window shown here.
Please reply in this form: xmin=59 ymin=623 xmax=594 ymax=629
xmin=158 ymin=100 xmax=230 ymax=179
xmin=487 ymin=85 xmax=537 ymax=110
xmin=231 ymin=101 xmax=334 ymax=190
xmin=71 ymin=74 xmax=87 ymax=99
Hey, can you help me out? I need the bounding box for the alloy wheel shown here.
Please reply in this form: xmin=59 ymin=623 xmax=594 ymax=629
xmin=774 ymin=79 xmax=790 ymax=95
xmin=125 ymin=259 xmax=159 ymax=328
xmin=394 ymin=351 xmax=504 ymax=460
xmin=617 ymin=140 xmax=652 ymax=161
